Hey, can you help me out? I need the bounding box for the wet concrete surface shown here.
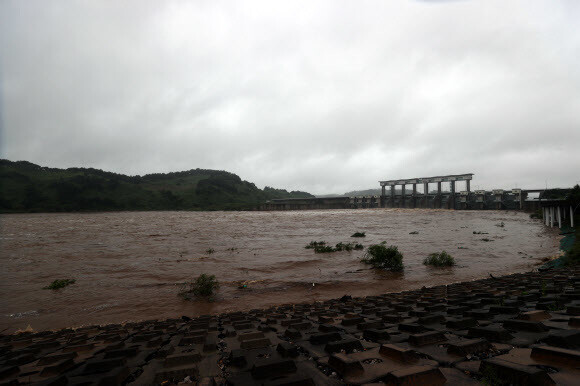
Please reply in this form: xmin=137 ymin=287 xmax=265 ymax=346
xmin=1 ymin=266 xmax=579 ymax=385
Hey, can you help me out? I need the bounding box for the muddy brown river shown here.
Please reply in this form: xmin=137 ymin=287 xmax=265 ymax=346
xmin=0 ymin=209 xmax=561 ymax=333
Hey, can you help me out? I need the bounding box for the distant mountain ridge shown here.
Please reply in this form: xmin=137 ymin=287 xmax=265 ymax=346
xmin=0 ymin=159 xmax=313 ymax=212
xmin=316 ymin=188 xmax=413 ymax=198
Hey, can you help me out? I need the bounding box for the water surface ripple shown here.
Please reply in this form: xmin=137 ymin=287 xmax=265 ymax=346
xmin=0 ymin=209 xmax=560 ymax=333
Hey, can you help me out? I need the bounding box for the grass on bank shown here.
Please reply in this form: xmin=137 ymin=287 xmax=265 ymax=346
xmin=179 ymin=274 xmax=220 ymax=300
xmin=361 ymin=242 xmax=403 ymax=271
xmin=43 ymin=279 xmax=76 ymax=290
xmin=424 ymin=251 xmax=456 ymax=267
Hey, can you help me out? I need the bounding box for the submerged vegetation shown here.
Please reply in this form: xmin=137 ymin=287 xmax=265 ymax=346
xmin=351 ymin=232 xmax=366 ymax=237
xmin=306 ymin=241 xmax=363 ymax=253
xmin=305 ymin=241 xmax=327 ymax=249
xmin=424 ymin=251 xmax=456 ymax=267
xmin=179 ymin=274 xmax=220 ymax=300
xmin=361 ymin=242 xmax=403 ymax=271
xmin=43 ymin=279 xmax=76 ymax=290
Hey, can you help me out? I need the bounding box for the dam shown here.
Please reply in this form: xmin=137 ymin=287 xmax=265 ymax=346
xmin=262 ymin=173 xmax=568 ymax=213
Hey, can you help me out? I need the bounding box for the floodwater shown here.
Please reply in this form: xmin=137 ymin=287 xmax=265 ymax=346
xmin=0 ymin=209 xmax=561 ymax=333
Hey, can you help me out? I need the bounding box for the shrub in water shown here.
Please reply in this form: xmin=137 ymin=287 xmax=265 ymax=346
xmin=180 ymin=274 xmax=220 ymax=299
xmin=351 ymin=232 xmax=366 ymax=237
xmin=314 ymin=245 xmax=335 ymax=253
xmin=192 ymin=274 xmax=219 ymax=296
xmin=423 ymin=251 xmax=456 ymax=267
xmin=43 ymin=279 xmax=76 ymax=290
xmin=361 ymin=242 xmax=403 ymax=271
xmin=305 ymin=241 xmax=326 ymax=249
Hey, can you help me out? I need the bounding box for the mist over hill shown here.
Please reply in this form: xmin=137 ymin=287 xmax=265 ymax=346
xmin=0 ymin=160 xmax=313 ymax=213
xmin=316 ymin=188 xmax=413 ymax=198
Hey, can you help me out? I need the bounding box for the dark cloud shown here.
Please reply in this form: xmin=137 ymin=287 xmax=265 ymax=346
xmin=1 ymin=0 xmax=579 ymax=194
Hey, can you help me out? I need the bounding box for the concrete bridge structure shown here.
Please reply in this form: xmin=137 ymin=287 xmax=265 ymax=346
xmin=380 ymin=173 xmax=473 ymax=210
xmin=379 ymin=173 xmax=553 ymax=211
xmin=261 ymin=173 xmax=570 ymax=212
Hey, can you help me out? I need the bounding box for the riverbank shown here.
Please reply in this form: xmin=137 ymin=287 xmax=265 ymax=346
xmin=1 ymin=266 xmax=579 ymax=385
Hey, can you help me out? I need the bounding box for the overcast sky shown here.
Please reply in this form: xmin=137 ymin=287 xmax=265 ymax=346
xmin=1 ymin=0 xmax=579 ymax=194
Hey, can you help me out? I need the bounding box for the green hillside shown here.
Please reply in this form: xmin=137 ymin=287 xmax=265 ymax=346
xmin=0 ymin=160 xmax=313 ymax=212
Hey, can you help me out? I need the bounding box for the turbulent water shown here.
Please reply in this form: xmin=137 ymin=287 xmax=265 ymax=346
xmin=0 ymin=209 xmax=561 ymax=333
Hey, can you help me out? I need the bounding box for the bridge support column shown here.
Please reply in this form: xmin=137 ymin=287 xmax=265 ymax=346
xmin=423 ymin=182 xmax=429 ymax=207
xmin=381 ymin=185 xmax=386 ymax=208
xmin=571 ymin=206 xmax=575 ymax=227
xmin=437 ymin=182 xmax=442 ymax=208
xmin=390 ymin=186 xmax=395 ymax=208
xmin=412 ymin=183 xmax=417 ymax=208
xmin=450 ymin=181 xmax=456 ymax=209
xmin=557 ymin=206 xmax=562 ymax=228
xmin=543 ymin=207 xmax=546 ymax=224
xmin=401 ymin=184 xmax=406 ymax=208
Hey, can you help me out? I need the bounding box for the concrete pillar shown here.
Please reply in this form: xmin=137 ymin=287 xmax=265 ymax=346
xmin=437 ymin=182 xmax=442 ymax=208
xmin=390 ymin=186 xmax=395 ymax=208
xmin=381 ymin=185 xmax=386 ymax=208
xmin=466 ymin=180 xmax=471 ymax=192
xmin=401 ymin=184 xmax=406 ymax=208
xmin=450 ymin=181 xmax=456 ymax=209
xmin=412 ymin=184 xmax=417 ymax=208
xmin=557 ymin=206 xmax=562 ymax=228
xmin=571 ymin=206 xmax=575 ymax=227
xmin=543 ymin=207 xmax=546 ymax=224
xmin=550 ymin=207 xmax=554 ymax=228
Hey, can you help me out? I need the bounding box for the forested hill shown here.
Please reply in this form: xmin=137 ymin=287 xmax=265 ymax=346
xmin=0 ymin=160 xmax=314 ymax=212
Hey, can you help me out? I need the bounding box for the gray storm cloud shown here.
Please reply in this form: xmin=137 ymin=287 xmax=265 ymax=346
xmin=1 ymin=0 xmax=579 ymax=194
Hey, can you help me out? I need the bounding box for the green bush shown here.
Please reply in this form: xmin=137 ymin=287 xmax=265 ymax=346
xmin=314 ymin=245 xmax=335 ymax=253
xmin=351 ymin=232 xmax=366 ymax=237
xmin=309 ymin=241 xmax=364 ymax=253
xmin=180 ymin=274 xmax=220 ymax=299
xmin=423 ymin=251 xmax=456 ymax=267
xmin=43 ymin=279 xmax=76 ymax=290
xmin=361 ymin=242 xmax=403 ymax=271
xmin=305 ymin=241 xmax=326 ymax=249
